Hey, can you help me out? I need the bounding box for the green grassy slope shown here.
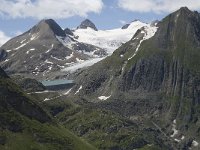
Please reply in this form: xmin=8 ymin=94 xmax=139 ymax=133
xmin=0 ymin=74 xmax=96 ymax=150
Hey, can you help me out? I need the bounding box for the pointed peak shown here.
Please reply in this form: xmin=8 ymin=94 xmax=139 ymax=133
xmin=32 ymin=19 xmax=65 ymax=37
xmin=161 ymin=7 xmax=198 ymax=25
xmin=40 ymin=19 xmax=56 ymax=24
xmin=178 ymin=7 xmax=191 ymax=12
xmin=174 ymin=7 xmax=195 ymax=17
xmin=77 ymin=19 xmax=98 ymax=31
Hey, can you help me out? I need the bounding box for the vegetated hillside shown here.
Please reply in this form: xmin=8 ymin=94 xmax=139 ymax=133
xmin=70 ymin=7 xmax=200 ymax=149
xmin=40 ymin=96 xmax=175 ymax=150
xmin=0 ymin=67 xmax=96 ymax=150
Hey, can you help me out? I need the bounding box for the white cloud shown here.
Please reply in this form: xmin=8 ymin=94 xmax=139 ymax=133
xmin=0 ymin=31 xmax=10 ymax=46
xmin=119 ymin=20 xmax=127 ymax=25
xmin=0 ymin=0 xmax=104 ymax=19
xmin=118 ymin=0 xmax=200 ymax=13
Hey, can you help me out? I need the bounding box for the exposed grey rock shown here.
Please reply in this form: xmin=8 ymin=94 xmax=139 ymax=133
xmin=77 ymin=19 xmax=98 ymax=31
xmin=64 ymin=28 xmax=74 ymax=36
xmin=0 ymin=19 xmax=106 ymax=79
xmin=121 ymin=23 xmax=130 ymax=29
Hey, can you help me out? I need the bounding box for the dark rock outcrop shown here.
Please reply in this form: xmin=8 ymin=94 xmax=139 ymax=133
xmin=64 ymin=28 xmax=74 ymax=36
xmin=77 ymin=19 xmax=98 ymax=31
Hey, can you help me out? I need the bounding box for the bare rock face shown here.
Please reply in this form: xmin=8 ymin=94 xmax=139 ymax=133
xmin=64 ymin=28 xmax=74 ymax=36
xmin=77 ymin=19 xmax=98 ymax=31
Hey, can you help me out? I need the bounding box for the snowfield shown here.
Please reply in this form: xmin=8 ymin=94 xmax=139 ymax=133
xmin=74 ymin=21 xmax=148 ymax=55
xmin=63 ymin=57 xmax=105 ymax=72
xmin=62 ymin=21 xmax=153 ymax=72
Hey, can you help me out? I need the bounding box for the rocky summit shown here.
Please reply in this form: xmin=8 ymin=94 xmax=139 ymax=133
xmin=77 ymin=19 xmax=98 ymax=31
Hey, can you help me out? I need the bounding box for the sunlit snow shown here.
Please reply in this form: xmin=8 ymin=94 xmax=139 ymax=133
xmin=75 ymin=85 xmax=82 ymax=95
xmin=63 ymin=57 xmax=105 ymax=72
xmin=98 ymin=95 xmax=111 ymax=101
xmin=74 ymin=21 xmax=147 ymax=55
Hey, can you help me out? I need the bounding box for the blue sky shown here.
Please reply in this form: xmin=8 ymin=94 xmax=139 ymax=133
xmin=0 ymin=0 xmax=200 ymax=45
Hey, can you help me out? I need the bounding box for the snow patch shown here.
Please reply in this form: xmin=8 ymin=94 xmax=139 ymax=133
xmin=20 ymin=39 xmax=26 ymax=44
xmin=26 ymin=48 xmax=35 ymax=54
xmin=30 ymin=33 xmax=39 ymax=41
xmin=63 ymin=57 xmax=105 ymax=72
xmin=128 ymin=25 xmax=158 ymax=61
xmin=98 ymin=95 xmax=111 ymax=101
xmin=65 ymin=52 xmax=74 ymax=59
xmin=75 ymin=85 xmax=82 ymax=95
xmin=4 ymin=59 xmax=9 ymax=62
xmin=27 ymin=90 xmax=52 ymax=94
xmin=170 ymin=120 xmax=178 ymax=138
xmin=14 ymin=41 xmax=30 ymax=50
xmin=45 ymin=44 xmax=54 ymax=53
xmin=76 ymin=58 xmax=84 ymax=62
xmin=44 ymin=98 xmax=50 ymax=101
xmin=6 ymin=50 xmax=12 ymax=52
xmin=45 ymin=60 xmax=53 ymax=64
xmin=56 ymin=36 xmax=76 ymax=49
xmin=64 ymin=88 xmax=72 ymax=95
xmin=192 ymin=140 xmax=199 ymax=147
xmin=51 ymin=55 xmax=63 ymax=61
xmin=174 ymin=139 xmax=180 ymax=143
xmin=181 ymin=136 xmax=185 ymax=140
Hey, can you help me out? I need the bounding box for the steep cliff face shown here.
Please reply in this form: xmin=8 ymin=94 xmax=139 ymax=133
xmin=119 ymin=7 xmax=200 ymax=120
xmin=72 ymin=7 xmax=200 ymax=138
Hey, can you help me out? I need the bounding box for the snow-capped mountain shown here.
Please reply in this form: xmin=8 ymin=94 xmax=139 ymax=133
xmin=0 ymin=19 xmax=105 ymax=79
xmin=73 ymin=20 xmax=148 ymax=54
xmin=0 ymin=19 xmax=155 ymax=79
xmin=62 ymin=20 xmax=154 ymax=72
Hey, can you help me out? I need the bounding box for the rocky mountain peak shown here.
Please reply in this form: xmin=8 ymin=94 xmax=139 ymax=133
xmin=30 ymin=19 xmax=66 ymax=37
xmin=177 ymin=6 xmax=191 ymax=13
xmin=64 ymin=28 xmax=74 ymax=36
xmin=154 ymin=7 xmax=200 ymax=49
xmin=77 ymin=19 xmax=98 ymax=31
